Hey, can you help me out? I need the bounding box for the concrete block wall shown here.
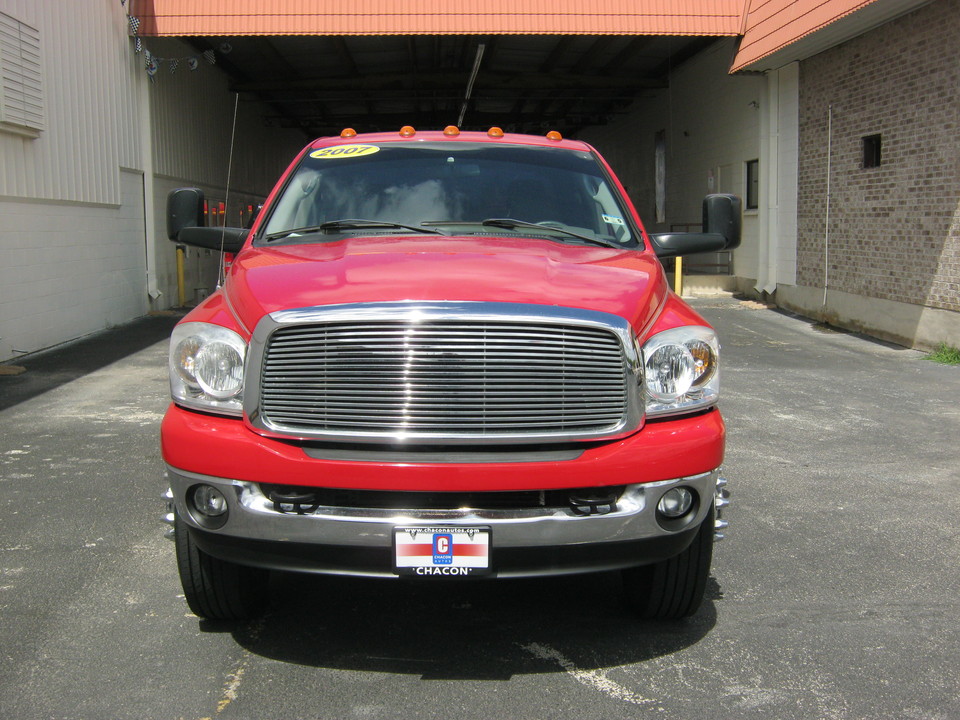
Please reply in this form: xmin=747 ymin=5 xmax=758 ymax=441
xmin=0 ymin=171 xmax=148 ymax=360
xmin=0 ymin=1 xmax=146 ymax=362
xmin=792 ymin=0 xmax=960 ymax=346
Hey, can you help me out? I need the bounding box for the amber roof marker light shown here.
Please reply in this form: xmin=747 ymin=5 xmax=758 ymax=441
xmin=400 ymin=126 xmax=416 ymax=137
xmin=546 ymin=131 xmax=563 ymax=141
xmin=340 ymin=128 xmax=357 ymax=138
xmin=443 ymin=126 xmax=461 ymax=137
xmin=487 ymin=127 xmax=504 ymax=138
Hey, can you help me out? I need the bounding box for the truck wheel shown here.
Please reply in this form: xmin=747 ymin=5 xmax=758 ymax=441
xmin=622 ymin=506 xmax=714 ymax=620
xmin=174 ymin=513 xmax=268 ymax=621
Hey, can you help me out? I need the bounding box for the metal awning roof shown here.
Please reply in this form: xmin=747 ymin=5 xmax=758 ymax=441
xmin=129 ymin=1 xmax=742 ymax=138
xmin=129 ymin=0 xmax=928 ymax=137
xmin=133 ymin=0 xmax=745 ymax=37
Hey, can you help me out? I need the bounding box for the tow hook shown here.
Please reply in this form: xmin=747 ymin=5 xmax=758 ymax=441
xmin=568 ymin=490 xmax=619 ymax=516
xmin=268 ymin=487 xmax=321 ymax=515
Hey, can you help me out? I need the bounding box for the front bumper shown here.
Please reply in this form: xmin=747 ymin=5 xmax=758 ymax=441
xmin=161 ymin=403 xmax=725 ymax=491
xmin=163 ymin=466 xmax=729 ymax=578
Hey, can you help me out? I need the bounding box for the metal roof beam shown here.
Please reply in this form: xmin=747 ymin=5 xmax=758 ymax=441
xmin=233 ymin=70 xmax=667 ymax=94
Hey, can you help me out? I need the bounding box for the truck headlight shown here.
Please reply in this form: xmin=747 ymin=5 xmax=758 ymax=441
xmin=169 ymin=323 xmax=246 ymax=415
xmin=642 ymin=326 xmax=719 ymax=417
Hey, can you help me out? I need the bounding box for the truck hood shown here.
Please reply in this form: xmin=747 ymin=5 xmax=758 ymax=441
xmin=224 ymin=235 xmax=668 ymax=335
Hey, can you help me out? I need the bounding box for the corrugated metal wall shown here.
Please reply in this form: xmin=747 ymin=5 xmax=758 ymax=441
xmin=146 ymin=37 xmax=304 ymax=200
xmin=0 ymin=0 xmax=142 ymax=205
xmin=142 ymin=36 xmax=306 ymax=308
xmin=0 ymin=1 xmax=306 ymax=359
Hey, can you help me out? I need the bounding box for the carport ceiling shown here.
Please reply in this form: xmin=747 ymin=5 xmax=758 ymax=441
xmin=185 ymin=34 xmax=718 ymax=138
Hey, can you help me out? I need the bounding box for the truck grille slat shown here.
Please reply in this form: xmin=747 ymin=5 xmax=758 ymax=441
xmin=257 ymin=314 xmax=632 ymax=439
xmin=262 ymin=394 xmax=627 ymax=405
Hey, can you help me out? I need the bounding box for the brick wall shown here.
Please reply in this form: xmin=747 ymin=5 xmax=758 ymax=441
xmin=797 ymin=0 xmax=960 ymax=313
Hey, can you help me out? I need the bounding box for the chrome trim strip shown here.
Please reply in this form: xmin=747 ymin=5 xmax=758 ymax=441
xmin=162 ymin=487 xmax=176 ymax=541
xmin=243 ymin=301 xmax=644 ymax=445
xmin=301 ymin=445 xmax=587 ymax=463
xmin=166 ymin=466 xmax=718 ymax=552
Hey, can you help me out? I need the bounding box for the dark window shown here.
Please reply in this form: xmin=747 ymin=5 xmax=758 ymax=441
xmin=745 ymin=159 xmax=759 ymax=210
xmin=862 ymin=134 xmax=882 ymax=168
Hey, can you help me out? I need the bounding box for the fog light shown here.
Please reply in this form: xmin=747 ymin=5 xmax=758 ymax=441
xmin=658 ymin=487 xmax=694 ymax=518
xmin=192 ymin=484 xmax=228 ymax=518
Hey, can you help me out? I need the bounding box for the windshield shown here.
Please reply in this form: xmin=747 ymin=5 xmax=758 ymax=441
xmin=259 ymin=142 xmax=638 ymax=247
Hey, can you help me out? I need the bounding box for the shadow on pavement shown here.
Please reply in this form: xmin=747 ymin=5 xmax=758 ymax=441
xmin=0 ymin=312 xmax=182 ymax=412
xmin=218 ymin=571 xmax=720 ymax=680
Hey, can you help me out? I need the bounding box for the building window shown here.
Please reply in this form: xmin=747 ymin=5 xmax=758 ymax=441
xmin=862 ymin=134 xmax=882 ymax=168
xmin=745 ymin=159 xmax=759 ymax=210
xmin=0 ymin=12 xmax=44 ymax=137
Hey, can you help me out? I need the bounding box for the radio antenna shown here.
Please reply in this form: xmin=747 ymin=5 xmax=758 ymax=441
xmin=457 ymin=43 xmax=485 ymax=128
xmin=218 ymin=91 xmax=240 ymax=288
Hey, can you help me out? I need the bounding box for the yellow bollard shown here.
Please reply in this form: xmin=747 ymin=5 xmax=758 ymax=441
xmin=176 ymin=245 xmax=186 ymax=307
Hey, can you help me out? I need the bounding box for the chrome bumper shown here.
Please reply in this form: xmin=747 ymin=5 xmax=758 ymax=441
xmin=163 ymin=466 xmax=729 ymax=577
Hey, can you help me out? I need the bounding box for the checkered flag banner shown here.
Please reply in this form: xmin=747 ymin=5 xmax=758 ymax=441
xmin=169 ymin=58 xmax=179 ymax=74
xmin=128 ymin=15 xmax=140 ymax=36
xmin=203 ymin=50 xmax=216 ymax=65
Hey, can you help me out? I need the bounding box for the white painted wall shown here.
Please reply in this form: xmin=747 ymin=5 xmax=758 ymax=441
xmin=755 ymin=62 xmax=799 ymax=295
xmin=0 ymin=1 xmax=141 ymax=203
xmin=0 ymin=6 xmax=306 ymax=361
xmin=0 ymin=0 xmax=145 ymax=361
xmin=580 ymin=39 xmax=765 ymax=284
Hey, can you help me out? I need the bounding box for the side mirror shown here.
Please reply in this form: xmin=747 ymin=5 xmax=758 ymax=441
xmin=649 ymin=194 xmax=742 ymax=258
xmin=167 ymin=188 xmax=205 ymax=240
xmin=178 ymin=226 xmax=248 ymax=254
xmin=703 ymin=193 xmax=741 ymax=250
xmin=166 ymin=187 xmax=248 ymax=254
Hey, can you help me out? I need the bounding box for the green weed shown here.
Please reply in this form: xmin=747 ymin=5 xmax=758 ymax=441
xmin=925 ymin=343 xmax=960 ymax=365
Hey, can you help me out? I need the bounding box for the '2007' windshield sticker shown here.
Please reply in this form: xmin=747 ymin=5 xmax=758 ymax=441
xmin=602 ymin=214 xmax=625 ymax=226
xmin=310 ymin=144 xmax=380 ymax=159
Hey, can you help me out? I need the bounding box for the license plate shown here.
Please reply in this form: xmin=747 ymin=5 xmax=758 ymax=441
xmin=393 ymin=526 xmax=491 ymax=576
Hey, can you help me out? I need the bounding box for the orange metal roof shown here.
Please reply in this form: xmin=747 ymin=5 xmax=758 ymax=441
xmin=731 ymin=0 xmax=880 ymax=71
xmin=132 ymin=0 xmax=745 ymax=37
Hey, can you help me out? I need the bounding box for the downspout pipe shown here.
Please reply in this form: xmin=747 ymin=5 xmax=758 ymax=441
xmin=823 ymin=104 xmax=833 ymax=308
xmin=139 ymin=61 xmax=161 ymax=302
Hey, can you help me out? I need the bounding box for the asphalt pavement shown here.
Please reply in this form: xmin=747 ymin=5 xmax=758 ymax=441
xmin=1 ymin=296 xmax=958 ymax=720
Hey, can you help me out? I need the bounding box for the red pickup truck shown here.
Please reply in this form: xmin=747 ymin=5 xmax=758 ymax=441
xmin=162 ymin=127 xmax=736 ymax=621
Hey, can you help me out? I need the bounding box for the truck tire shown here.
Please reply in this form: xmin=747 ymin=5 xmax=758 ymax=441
xmin=622 ymin=506 xmax=714 ymax=620
xmin=174 ymin=513 xmax=268 ymax=621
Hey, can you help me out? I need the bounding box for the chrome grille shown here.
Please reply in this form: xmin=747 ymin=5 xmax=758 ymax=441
xmin=257 ymin=315 xmax=631 ymax=440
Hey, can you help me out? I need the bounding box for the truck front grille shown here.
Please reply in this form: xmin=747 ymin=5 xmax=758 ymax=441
xmin=255 ymin=311 xmax=632 ymax=442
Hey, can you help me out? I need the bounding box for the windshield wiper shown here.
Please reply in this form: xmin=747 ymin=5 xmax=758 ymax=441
xmin=265 ymin=219 xmax=446 ymax=241
xmin=423 ymin=219 xmax=620 ymax=249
